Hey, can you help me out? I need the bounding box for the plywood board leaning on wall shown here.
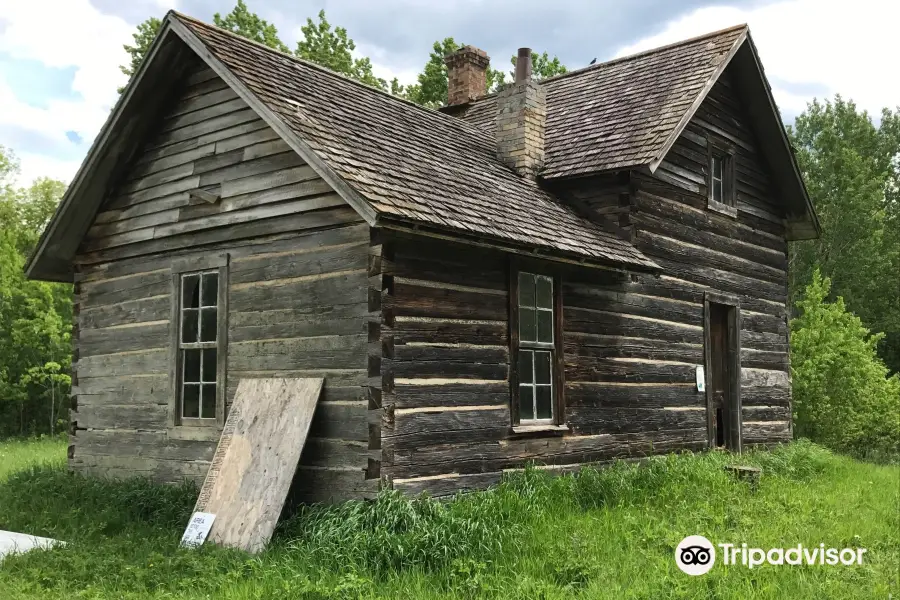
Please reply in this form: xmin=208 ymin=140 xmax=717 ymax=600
xmin=192 ymin=377 xmax=324 ymax=553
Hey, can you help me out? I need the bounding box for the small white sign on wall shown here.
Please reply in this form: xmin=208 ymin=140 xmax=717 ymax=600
xmin=695 ymin=366 xmax=706 ymax=392
xmin=180 ymin=512 xmax=216 ymax=548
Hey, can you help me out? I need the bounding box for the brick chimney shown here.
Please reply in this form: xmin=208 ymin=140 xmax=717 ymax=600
xmin=445 ymin=45 xmax=490 ymax=106
xmin=496 ymin=48 xmax=546 ymax=178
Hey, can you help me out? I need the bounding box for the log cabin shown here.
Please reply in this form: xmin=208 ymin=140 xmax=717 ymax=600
xmin=27 ymin=12 xmax=819 ymax=501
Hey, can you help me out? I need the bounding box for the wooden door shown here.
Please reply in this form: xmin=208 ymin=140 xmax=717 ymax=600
xmin=704 ymin=298 xmax=742 ymax=451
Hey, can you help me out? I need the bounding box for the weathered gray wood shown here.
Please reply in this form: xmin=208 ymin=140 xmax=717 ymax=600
xmin=196 ymin=377 xmax=323 ymax=553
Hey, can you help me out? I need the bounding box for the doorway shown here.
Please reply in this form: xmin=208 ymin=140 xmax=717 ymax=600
xmin=704 ymin=293 xmax=742 ymax=452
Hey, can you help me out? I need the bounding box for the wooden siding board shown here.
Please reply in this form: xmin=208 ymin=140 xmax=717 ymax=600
xmin=71 ymin=65 xmax=372 ymax=497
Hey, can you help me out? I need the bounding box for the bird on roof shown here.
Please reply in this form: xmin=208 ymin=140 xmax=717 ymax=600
xmin=589 ymin=57 xmax=597 ymax=65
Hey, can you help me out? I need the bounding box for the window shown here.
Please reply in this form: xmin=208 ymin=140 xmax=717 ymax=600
xmin=708 ymin=144 xmax=736 ymax=212
xmin=512 ymin=271 xmax=563 ymax=425
xmin=169 ymin=254 xmax=228 ymax=429
xmin=179 ymin=271 xmax=219 ymax=420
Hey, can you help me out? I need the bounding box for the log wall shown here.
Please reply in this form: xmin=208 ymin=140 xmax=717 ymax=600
xmin=71 ymin=60 xmax=376 ymax=501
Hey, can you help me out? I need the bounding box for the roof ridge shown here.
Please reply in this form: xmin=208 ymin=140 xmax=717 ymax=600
xmin=168 ymin=10 xmax=462 ymax=122
xmin=540 ymin=22 xmax=748 ymax=85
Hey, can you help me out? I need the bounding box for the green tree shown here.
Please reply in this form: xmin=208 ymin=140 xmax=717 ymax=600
xmin=0 ymin=146 xmax=72 ymax=437
xmin=788 ymin=97 xmax=900 ymax=373
xmin=790 ymin=269 xmax=900 ymax=459
xmin=509 ymin=50 xmax=568 ymax=82
xmin=118 ymin=17 xmax=162 ymax=93
xmin=295 ymin=9 xmax=395 ymax=91
xmin=213 ymin=0 xmax=289 ymax=53
xmin=406 ymin=38 xmax=566 ymax=108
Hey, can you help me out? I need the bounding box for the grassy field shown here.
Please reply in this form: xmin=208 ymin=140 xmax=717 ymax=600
xmin=0 ymin=437 xmax=896 ymax=599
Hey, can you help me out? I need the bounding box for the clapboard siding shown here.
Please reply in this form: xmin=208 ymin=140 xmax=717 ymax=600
xmin=70 ymin=59 xmax=373 ymax=502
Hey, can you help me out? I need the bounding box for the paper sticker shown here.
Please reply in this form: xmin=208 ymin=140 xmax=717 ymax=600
xmin=695 ymin=366 xmax=705 ymax=392
xmin=180 ymin=512 xmax=216 ymax=548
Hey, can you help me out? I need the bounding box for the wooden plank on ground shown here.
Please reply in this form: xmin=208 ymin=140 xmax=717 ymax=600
xmin=193 ymin=377 xmax=323 ymax=553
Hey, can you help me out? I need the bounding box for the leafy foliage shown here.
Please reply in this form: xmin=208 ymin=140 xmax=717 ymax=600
xmin=213 ymin=0 xmax=289 ymax=53
xmin=0 ymin=146 xmax=72 ymax=437
xmin=788 ymin=98 xmax=900 ymax=373
xmin=118 ymin=17 xmax=161 ymax=93
xmin=403 ymin=38 xmax=567 ymax=107
xmin=295 ymin=9 xmax=397 ymax=92
xmin=790 ymin=269 xmax=900 ymax=459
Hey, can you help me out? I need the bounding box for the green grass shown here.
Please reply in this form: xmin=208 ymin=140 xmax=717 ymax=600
xmin=0 ymin=438 xmax=897 ymax=599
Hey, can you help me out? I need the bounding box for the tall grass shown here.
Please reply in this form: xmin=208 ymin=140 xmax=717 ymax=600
xmin=0 ymin=439 xmax=896 ymax=599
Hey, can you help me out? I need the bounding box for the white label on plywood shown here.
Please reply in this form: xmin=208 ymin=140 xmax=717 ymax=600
xmin=180 ymin=512 xmax=216 ymax=548
xmin=191 ymin=377 xmax=323 ymax=553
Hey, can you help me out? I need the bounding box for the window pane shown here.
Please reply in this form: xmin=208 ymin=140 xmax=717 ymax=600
xmin=712 ymin=155 xmax=722 ymax=180
xmin=181 ymin=309 xmax=198 ymax=343
xmin=536 ymin=386 xmax=553 ymax=420
xmin=200 ymin=308 xmax=217 ymax=342
xmin=182 ymin=384 xmax=200 ymax=418
xmin=183 ymin=349 xmax=201 ymax=382
xmin=202 ymin=348 xmax=217 ymax=382
xmin=519 ymin=386 xmax=534 ymax=421
xmin=518 ymin=272 xmax=535 ymax=308
xmin=519 ymin=307 xmax=536 ymax=342
xmin=182 ymin=275 xmax=200 ymax=309
xmin=201 ymin=273 xmax=218 ymax=307
xmin=537 ymin=310 xmax=553 ymax=343
xmin=535 ymin=351 xmax=552 ymax=384
xmin=201 ymin=384 xmax=217 ymax=419
xmin=536 ymin=277 xmax=552 ymax=309
xmin=714 ymin=178 xmax=723 ymax=203
xmin=518 ymin=350 xmax=533 ymax=384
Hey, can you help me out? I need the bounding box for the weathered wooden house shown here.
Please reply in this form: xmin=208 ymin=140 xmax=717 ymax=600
xmin=27 ymin=13 xmax=818 ymax=501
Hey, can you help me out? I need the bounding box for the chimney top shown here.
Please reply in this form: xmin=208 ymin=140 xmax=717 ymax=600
xmin=445 ymin=45 xmax=491 ymax=106
xmin=515 ymin=48 xmax=532 ymax=83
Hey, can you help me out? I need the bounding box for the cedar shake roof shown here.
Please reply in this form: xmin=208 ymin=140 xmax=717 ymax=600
xmin=456 ymin=25 xmax=747 ymax=179
xmin=172 ymin=13 xmax=658 ymax=271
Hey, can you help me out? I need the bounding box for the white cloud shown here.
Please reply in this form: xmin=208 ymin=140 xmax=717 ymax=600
xmin=614 ymin=0 xmax=900 ymax=119
xmin=0 ymin=0 xmax=142 ymax=186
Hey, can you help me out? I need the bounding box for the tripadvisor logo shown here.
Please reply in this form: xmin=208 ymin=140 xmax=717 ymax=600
xmin=675 ymin=536 xmax=868 ymax=575
xmin=676 ymin=535 xmax=716 ymax=575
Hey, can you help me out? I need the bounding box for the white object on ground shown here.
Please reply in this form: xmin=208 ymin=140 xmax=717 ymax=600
xmin=0 ymin=530 xmax=63 ymax=559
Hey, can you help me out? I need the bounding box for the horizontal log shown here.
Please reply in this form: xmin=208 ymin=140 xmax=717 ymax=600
xmin=230 ymin=268 xmax=368 ymax=312
xmin=75 ymin=403 xmax=168 ymax=430
xmin=76 ymin=349 xmax=168 ymax=379
xmin=565 ymin=383 xmax=703 ymax=409
xmin=229 ymin=334 xmax=368 ymax=372
xmin=565 ymin=306 xmax=703 ymax=345
xmin=386 ymin=382 xmax=509 ymax=410
xmin=741 ymin=348 xmax=789 ymax=371
xmin=391 ymin=281 xmax=507 ymax=321
xmin=564 ymin=334 xmax=704 ymax=364
xmin=392 ymin=318 xmax=507 ymax=346
xmin=562 ymin=283 xmax=702 ymax=325
xmin=75 ymin=429 xmax=216 ymax=462
xmin=71 ymin=453 xmax=211 ymax=484
xmin=79 ymin=294 xmax=169 ymax=330
xmin=742 ymin=420 xmax=792 ymax=443
xmin=79 ymin=321 xmax=169 ymax=357
xmin=565 ymin=357 xmax=697 ymax=384
xmin=300 ymin=437 xmax=373 ymax=469
xmin=741 ymin=405 xmax=791 ymax=422
xmin=230 ymin=305 xmax=370 ymax=342
xmin=741 ymin=383 xmax=790 ymax=407
xmin=289 ymin=467 xmax=379 ymax=503
xmin=388 ymin=428 xmax=709 ymax=478
xmin=392 ymin=471 xmax=503 ymax=497
xmin=567 ymin=407 xmax=706 ymax=435
xmin=229 ymin=240 xmax=367 ymax=285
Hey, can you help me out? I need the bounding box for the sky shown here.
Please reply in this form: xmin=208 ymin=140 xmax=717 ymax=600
xmin=0 ymin=0 xmax=897 ymax=188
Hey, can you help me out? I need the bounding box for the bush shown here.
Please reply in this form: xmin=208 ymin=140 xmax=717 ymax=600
xmin=790 ymin=269 xmax=900 ymax=459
